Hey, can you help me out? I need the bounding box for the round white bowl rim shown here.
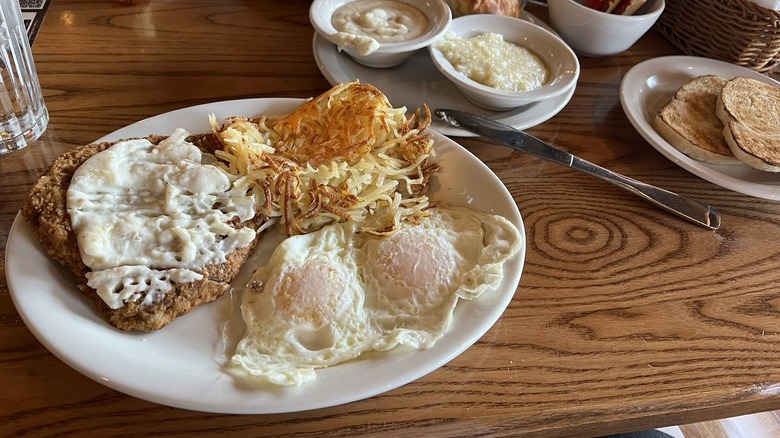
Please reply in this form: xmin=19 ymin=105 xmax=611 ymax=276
xmin=310 ymin=0 xmax=452 ymax=55
xmin=551 ymin=0 xmax=665 ymax=22
xmin=429 ymin=14 xmax=580 ymax=102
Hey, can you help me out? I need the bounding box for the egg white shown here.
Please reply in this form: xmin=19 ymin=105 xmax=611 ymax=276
xmin=361 ymin=206 xmax=523 ymax=350
xmin=231 ymin=222 xmax=378 ymax=386
xmin=230 ymin=205 xmax=522 ymax=386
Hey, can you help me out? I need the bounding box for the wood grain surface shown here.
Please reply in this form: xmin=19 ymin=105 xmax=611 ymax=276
xmin=3 ymin=1 xmax=780 ymax=437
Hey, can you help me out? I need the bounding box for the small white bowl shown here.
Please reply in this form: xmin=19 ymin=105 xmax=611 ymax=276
xmin=548 ymin=0 xmax=665 ymax=57
xmin=310 ymin=0 xmax=452 ymax=68
xmin=428 ymin=14 xmax=579 ymax=111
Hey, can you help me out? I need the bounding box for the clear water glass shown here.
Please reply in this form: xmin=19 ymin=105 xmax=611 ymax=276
xmin=0 ymin=0 xmax=48 ymax=155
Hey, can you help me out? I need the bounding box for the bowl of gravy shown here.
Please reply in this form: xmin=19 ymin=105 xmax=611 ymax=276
xmin=310 ymin=0 xmax=452 ymax=68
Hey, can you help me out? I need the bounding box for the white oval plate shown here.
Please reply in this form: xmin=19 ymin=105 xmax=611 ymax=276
xmin=620 ymin=55 xmax=780 ymax=200
xmin=5 ymin=98 xmax=526 ymax=414
xmin=313 ymin=12 xmax=575 ymax=137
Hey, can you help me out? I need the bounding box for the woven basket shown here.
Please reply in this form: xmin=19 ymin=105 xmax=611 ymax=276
xmin=655 ymin=0 xmax=780 ymax=74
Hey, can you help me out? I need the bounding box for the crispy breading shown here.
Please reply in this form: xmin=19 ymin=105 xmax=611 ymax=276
xmin=21 ymin=133 xmax=266 ymax=331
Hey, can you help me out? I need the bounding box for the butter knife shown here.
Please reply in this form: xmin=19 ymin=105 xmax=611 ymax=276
xmin=435 ymin=108 xmax=721 ymax=230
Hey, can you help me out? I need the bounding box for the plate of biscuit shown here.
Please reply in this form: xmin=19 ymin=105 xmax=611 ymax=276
xmin=620 ymin=55 xmax=780 ymax=200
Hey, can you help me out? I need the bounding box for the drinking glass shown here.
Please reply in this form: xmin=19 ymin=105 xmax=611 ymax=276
xmin=0 ymin=0 xmax=48 ymax=154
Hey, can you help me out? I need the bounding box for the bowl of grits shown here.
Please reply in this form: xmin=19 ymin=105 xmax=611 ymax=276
xmin=310 ymin=0 xmax=452 ymax=68
xmin=428 ymin=14 xmax=580 ymax=111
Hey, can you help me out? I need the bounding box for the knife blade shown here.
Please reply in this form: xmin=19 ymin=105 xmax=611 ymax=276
xmin=435 ymin=108 xmax=721 ymax=230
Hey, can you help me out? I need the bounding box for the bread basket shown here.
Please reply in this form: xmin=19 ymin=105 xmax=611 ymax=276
xmin=654 ymin=0 xmax=780 ymax=74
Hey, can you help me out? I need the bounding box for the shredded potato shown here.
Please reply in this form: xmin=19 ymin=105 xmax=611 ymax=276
xmin=210 ymin=82 xmax=438 ymax=236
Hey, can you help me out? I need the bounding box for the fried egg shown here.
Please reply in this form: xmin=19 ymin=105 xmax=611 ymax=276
xmin=361 ymin=206 xmax=522 ymax=350
xmin=230 ymin=222 xmax=378 ymax=386
xmin=230 ymin=205 xmax=522 ymax=386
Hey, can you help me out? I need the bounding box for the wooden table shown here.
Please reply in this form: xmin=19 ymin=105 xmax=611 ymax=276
xmin=3 ymin=1 xmax=780 ymax=436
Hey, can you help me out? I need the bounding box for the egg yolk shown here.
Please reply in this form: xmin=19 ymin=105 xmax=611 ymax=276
xmin=368 ymin=229 xmax=457 ymax=306
xmin=273 ymin=258 xmax=351 ymax=326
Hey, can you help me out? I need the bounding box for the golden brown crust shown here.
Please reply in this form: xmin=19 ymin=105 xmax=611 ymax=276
xmin=716 ymin=76 xmax=780 ymax=172
xmin=21 ymin=133 xmax=265 ymax=332
xmin=271 ymin=82 xmax=394 ymax=167
xmin=653 ymin=75 xmax=741 ymax=165
xmin=98 ymin=276 xmax=229 ymax=331
xmin=22 ymin=142 xmax=111 ymax=281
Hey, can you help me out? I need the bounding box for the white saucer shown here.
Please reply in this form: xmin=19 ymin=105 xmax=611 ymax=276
xmin=312 ymin=13 xmax=575 ymax=137
xmin=620 ymin=55 xmax=780 ymax=200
